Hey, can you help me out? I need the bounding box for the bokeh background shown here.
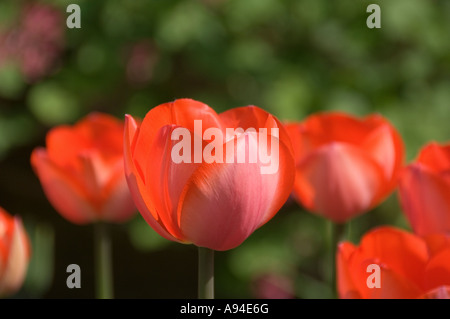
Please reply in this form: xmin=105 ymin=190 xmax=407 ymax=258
xmin=0 ymin=0 xmax=449 ymax=298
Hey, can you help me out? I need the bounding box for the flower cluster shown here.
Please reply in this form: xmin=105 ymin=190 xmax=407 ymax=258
xmin=0 ymin=3 xmax=64 ymax=82
xmin=2 ymin=97 xmax=448 ymax=299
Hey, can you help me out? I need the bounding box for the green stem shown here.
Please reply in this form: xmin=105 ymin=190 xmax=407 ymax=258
xmin=198 ymin=247 xmax=214 ymax=299
xmin=329 ymin=221 xmax=346 ymax=299
xmin=95 ymin=223 xmax=113 ymax=299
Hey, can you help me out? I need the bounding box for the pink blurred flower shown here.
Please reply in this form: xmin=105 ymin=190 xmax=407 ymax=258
xmin=125 ymin=40 xmax=158 ymax=86
xmin=252 ymin=273 xmax=295 ymax=299
xmin=0 ymin=3 xmax=64 ymax=82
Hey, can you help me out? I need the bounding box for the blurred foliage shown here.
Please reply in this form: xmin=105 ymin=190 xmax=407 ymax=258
xmin=22 ymin=220 xmax=55 ymax=297
xmin=0 ymin=0 xmax=449 ymax=298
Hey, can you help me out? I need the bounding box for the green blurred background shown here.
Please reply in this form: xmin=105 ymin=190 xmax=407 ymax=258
xmin=0 ymin=0 xmax=449 ymax=298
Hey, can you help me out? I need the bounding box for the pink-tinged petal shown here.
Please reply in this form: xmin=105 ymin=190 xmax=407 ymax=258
xmin=0 ymin=217 xmax=30 ymax=297
xmin=31 ymin=148 xmax=99 ymax=224
xmin=178 ymin=132 xmax=287 ymax=251
xmin=257 ymin=138 xmax=295 ymax=227
xmin=77 ymin=152 xmax=111 ymax=200
xmin=124 ymin=115 xmax=181 ymax=243
xmin=420 ymin=286 xmax=450 ymax=299
xmin=398 ymin=163 xmax=450 ymax=236
xmin=361 ymin=125 xmax=396 ymax=181
xmin=294 ymin=143 xmax=384 ymax=223
xmin=100 ymin=171 xmax=136 ymax=223
xmin=219 ymin=107 xmax=295 ymax=226
xmin=287 ymin=113 xmax=404 ymax=223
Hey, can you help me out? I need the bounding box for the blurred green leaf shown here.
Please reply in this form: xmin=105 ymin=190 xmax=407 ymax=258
xmin=27 ymin=82 xmax=80 ymax=125
xmin=0 ymin=63 xmax=26 ymax=98
xmin=128 ymin=215 xmax=171 ymax=252
xmin=23 ymin=221 xmax=55 ymax=298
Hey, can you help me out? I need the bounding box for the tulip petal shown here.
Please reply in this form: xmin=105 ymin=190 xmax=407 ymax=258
xmin=124 ymin=115 xmax=182 ymax=242
xmin=424 ymin=249 xmax=450 ymax=292
xmin=0 ymin=217 xmax=30 ymax=296
xmin=0 ymin=209 xmax=13 ymax=273
xmin=31 ymin=148 xmax=99 ymax=224
xmin=144 ymin=124 xmax=201 ymax=241
xmin=219 ymin=106 xmax=275 ymax=135
xmin=178 ymin=132 xmax=289 ymax=251
xmin=361 ymin=125 xmax=397 ymax=181
xmin=337 ymin=242 xmax=361 ymax=299
xmin=342 ymin=227 xmax=427 ymax=298
xmin=100 ymin=169 xmax=136 ymax=223
xmin=220 ymin=106 xmax=295 ymax=226
xmin=257 ymin=138 xmax=295 ymax=227
xmin=399 ymin=164 xmax=450 ymax=236
xmin=46 ymin=113 xmax=124 ymax=169
xmin=420 ymin=286 xmax=450 ymax=299
xmin=345 ymin=255 xmax=422 ymax=299
xmin=356 ymin=227 xmax=428 ymax=292
xmin=287 ymin=113 xmax=404 ymax=223
xmin=77 ymin=113 xmax=124 ymax=152
xmin=423 ymin=233 xmax=450 ymax=257
xmin=220 ymin=106 xmax=295 ymax=159
xmin=294 ymin=143 xmax=384 ymax=223
xmin=288 ymin=113 xmax=383 ymax=152
xmin=417 ymin=142 xmax=450 ymax=174
xmin=133 ymin=99 xmax=223 ymax=185
xmin=365 ymin=263 xmax=423 ymax=299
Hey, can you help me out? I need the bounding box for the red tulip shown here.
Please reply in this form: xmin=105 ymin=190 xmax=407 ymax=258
xmin=31 ymin=113 xmax=136 ymax=224
xmin=124 ymin=98 xmax=295 ymax=251
xmin=337 ymin=226 xmax=450 ymax=299
xmin=0 ymin=207 xmax=31 ymax=297
xmin=399 ymin=142 xmax=450 ymax=236
xmin=286 ymin=112 xmax=404 ymax=223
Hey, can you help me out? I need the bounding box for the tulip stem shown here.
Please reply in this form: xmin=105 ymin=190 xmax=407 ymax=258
xmin=95 ymin=223 xmax=113 ymax=299
xmin=329 ymin=221 xmax=346 ymax=299
xmin=198 ymin=247 xmax=214 ymax=299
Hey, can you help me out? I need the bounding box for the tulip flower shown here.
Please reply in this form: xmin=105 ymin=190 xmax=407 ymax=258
xmin=398 ymin=142 xmax=450 ymax=236
xmin=0 ymin=207 xmax=31 ymax=297
xmin=125 ymin=98 xmax=294 ymax=251
xmin=337 ymin=226 xmax=450 ymax=299
xmin=124 ymin=98 xmax=295 ymax=298
xmin=31 ymin=112 xmax=136 ymax=299
xmin=286 ymin=112 xmax=404 ymax=223
xmin=31 ymin=112 xmax=136 ymax=224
